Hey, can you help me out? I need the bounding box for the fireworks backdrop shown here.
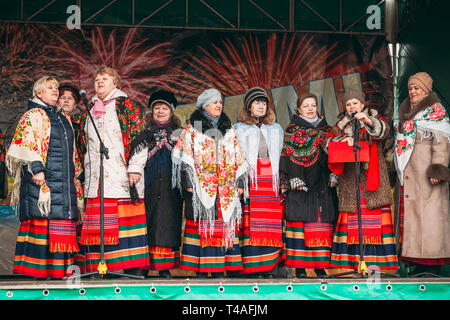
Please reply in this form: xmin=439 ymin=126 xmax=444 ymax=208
xmin=0 ymin=23 xmax=393 ymax=144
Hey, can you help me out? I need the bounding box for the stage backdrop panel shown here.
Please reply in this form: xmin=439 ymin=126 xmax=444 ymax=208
xmin=0 ymin=23 xmax=393 ymax=144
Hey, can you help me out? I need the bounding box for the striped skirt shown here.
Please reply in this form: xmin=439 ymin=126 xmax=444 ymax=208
xmin=148 ymin=246 xmax=180 ymax=270
xmin=239 ymin=201 xmax=283 ymax=274
xmin=13 ymin=219 xmax=76 ymax=279
xmin=330 ymin=189 xmax=399 ymax=270
xmin=284 ymin=220 xmax=334 ymax=269
xmin=239 ymin=158 xmax=283 ymax=274
xmin=180 ymin=219 xmax=243 ymax=273
xmin=79 ymin=198 xmax=150 ymax=273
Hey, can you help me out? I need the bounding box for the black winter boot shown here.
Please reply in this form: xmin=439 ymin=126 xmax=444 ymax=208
xmin=295 ymin=268 xmax=307 ymax=278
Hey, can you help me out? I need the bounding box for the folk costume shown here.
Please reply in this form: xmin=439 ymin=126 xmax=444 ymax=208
xmin=394 ymin=73 xmax=450 ymax=274
xmin=326 ymin=91 xmax=399 ymax=271
xmin=73 ymin=88 xmax=150 ymax=273
xmin=279 ymin=112 xmax=338 ymax=276
xmin=6 ymin=98 xmax=83 ymax=278
xmin=234 ymin=87 xmax=284 ymax=275
xmin=172 ymin=89 xmax=247 ymax=275
xmin=128 ymin=90 xmax=183 ymax=276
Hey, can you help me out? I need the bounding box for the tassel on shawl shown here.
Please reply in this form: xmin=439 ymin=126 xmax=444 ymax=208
xmin=6 ymin=156 xmax=51 ymax=217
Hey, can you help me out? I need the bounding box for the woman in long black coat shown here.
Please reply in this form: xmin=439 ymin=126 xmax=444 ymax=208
xmin=128 ymin=90 xmax=182 ymax=278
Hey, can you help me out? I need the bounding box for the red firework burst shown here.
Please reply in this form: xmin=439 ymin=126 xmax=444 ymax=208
xmin=46 ymin=27 xmax=174 ymax=107
xmin=0 ymin=23 xmax=66 ymax=92
xmin=169 ymin=33 xmax=350 ymax=101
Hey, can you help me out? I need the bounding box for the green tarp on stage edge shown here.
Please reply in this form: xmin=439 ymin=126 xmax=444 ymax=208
xmin=1 ymin=282 xmax=449 ymax=300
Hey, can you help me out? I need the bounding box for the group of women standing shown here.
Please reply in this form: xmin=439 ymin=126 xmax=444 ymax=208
xmin=5 ymin=68 xmax=449 ymax=279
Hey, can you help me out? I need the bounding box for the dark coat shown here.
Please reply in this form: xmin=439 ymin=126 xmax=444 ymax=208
xmin=129 ymin=117 xmax=182 ymax=248
xmin=19 ymin=100 xmax=78 ymax=222
xmin=280 ymin=114 xmax=338 ymax=223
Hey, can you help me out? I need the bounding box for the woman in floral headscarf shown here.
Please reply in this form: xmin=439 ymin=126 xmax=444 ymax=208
xmin=6 ymin=76 xmax=82 ymax=279
xmin=394 ymin=72 xmax=450 ymax=277
xmin=172 ymin=88 xmax=247 ymax=278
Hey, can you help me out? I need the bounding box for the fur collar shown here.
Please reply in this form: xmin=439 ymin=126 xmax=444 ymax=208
xmin=189 ymin=108 xmax=232 ymax=136
xmin=129 ymin=115 xmax=181 ymax=160
xmin=145 ymin=114 xmax=181 ymax=132
xmin=237 ymin=105 xmax=276 ymax=125
xmin=398 ymin=92 xmax=441 ymax=132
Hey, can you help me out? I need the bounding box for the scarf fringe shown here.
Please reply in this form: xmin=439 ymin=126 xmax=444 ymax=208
xmin=37 ymin=196 xmax=51 ymax=217
xmin=201 ymin=237 xmax=227 ymax=248
xmin=6 ymin=156 xmax=27 ymax=214
xmin=417 ymin=126 xmax=450 ymax=143
xmin=6 ymin=155 xmax=51 ymax=217
xmin=248 ymin=166 xmax=280 ymax=196
xmin=149 ymin=246 xmax=173 ymax=255
xmin=80 ymin=235 xmax=119 ymax=246
xmin=49 ymin=242 xmax=80 ymax=254
xmin=347 ymin=235 xmax=382 ymax=245
xmin=172 ymin=130 xmax=244 ymax=249
xmin=249 ymin=238 xmax=283 ymax=248
xmin=305 ymin=238 xmax=332 ymax=248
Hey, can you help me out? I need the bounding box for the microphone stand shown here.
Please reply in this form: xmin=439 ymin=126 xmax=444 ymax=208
xmin=326 ymin=115 xmax=398 ymax=279
xmin=352 ymin=117 xmax=368 ymax=277
xmin=70 ymin=93 xmax=144 ymax=280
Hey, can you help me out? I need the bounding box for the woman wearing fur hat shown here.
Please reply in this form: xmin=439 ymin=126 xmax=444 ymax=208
xmin=172 ymin=88 xmax=247 ymax=278
xmin=127 ymin=89 xmax=183 ymax=278
xmin=326 ymin=90 xmax=399 ymax=272
xmin=394 ymin=72 xmax=450 ymax=276
xmin=234 ymin=87 xmax=284 ymax=278
xmin=280 ymin=93 xmax=338 ymax=278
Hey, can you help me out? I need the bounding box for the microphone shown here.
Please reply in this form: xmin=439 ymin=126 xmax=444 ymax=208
xmin=79 ymin=90 xmax=90 ymax=108
xmin=350 ymin=110 xmax=357 ymax=118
